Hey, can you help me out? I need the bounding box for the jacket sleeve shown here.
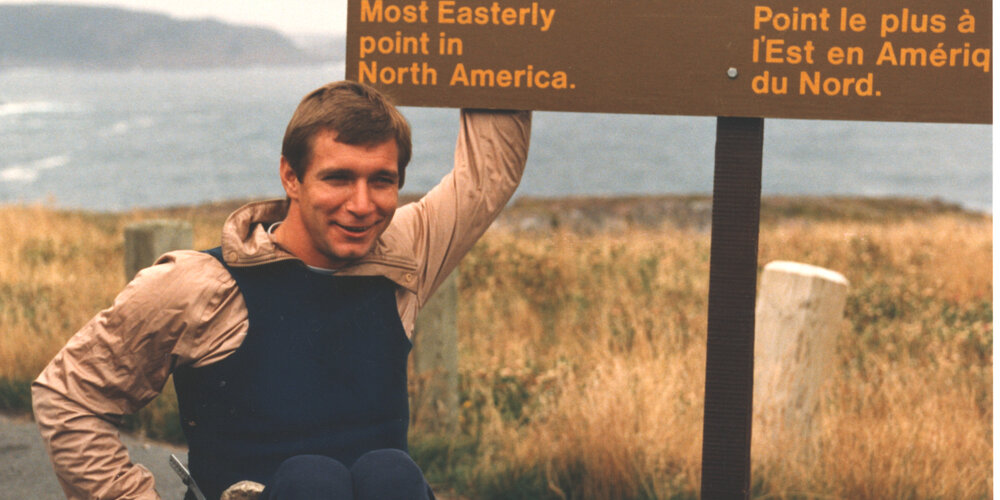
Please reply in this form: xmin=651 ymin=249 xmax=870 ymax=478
xmin=31 ymin=251 xmax=242 ymax=500
xmin=388 ymin=109 xmax=531 ymax=312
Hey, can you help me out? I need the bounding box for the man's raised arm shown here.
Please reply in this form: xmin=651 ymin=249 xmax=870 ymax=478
xmin=386 ymin=109 xmax=531 ymax=309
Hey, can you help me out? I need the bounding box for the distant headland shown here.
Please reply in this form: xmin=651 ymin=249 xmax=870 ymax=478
xmin=0 ymin=4 xmax=342 ymax=69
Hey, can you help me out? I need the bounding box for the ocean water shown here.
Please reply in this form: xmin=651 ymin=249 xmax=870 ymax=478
xmin=0 ymin=64 xmax=992 ymax=212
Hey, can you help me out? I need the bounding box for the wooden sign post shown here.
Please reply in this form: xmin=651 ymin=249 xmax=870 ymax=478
xmin=346 ymin=1 xmax=991 ymax=497
xmin=701 ymin=117 xmax=764 ymax=498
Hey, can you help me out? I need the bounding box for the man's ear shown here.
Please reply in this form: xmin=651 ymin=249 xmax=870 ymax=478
xmin=279 ymin=157 xmax=300 ymax=201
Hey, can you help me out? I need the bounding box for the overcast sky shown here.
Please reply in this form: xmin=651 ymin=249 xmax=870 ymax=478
xmin=1 ymin=0 xmax=348 ymax=36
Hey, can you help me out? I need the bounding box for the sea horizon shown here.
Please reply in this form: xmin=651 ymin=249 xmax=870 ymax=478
xmin=0 ymin=64 xmax=992 ymax=214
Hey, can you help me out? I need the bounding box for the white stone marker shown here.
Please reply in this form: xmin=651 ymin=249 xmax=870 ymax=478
xmin=753 ymin=260 xmax=849 ymax=458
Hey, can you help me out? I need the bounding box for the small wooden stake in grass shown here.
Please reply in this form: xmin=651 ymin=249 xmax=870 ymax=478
xmin=124 ymin=219 xmax=193 ymax=281
xmin=412 ymin=271 xmax=459 ymax=433
xmin=753 ymin=261 xmax=848 ymax=461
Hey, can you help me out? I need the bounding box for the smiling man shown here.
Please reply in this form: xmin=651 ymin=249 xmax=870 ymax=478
xmin=273 ymin=82 xmax=414 ymax=270
xmin=32 ymin=81 xmax=532 ymax=500
xmin=278 ymin=126 xmax=401 ymax=265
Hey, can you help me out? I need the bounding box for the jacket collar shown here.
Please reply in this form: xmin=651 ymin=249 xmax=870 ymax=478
xmin=219 ymin=199 xmax=419 ymax=293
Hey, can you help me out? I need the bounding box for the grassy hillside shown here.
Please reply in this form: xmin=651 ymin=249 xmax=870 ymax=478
xmin=1 ymin=196 xmax=991 ymax=499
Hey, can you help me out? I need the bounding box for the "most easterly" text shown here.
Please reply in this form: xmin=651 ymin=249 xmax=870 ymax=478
xmin=361 ymin=0 xmax=556 ymax=32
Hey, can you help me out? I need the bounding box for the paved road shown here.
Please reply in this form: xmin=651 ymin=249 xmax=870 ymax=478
xmin=2 ymin=412 xmax=466 ymax=500
xmin=0 ymin=412 xmax=188 ymax=499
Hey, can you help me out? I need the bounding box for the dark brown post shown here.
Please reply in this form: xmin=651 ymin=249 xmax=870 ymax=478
xmin=700 ymin=116 xmax=764 ymax=499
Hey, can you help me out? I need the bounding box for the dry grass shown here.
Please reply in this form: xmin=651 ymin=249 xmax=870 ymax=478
xmin=0 ymin=198 xmax=991 ymax=499
xmin=449 ymin=212 xmax=991 ymax=499
xmin=0 ymin=203 xmax=235 ymax=380
xmin=0 ymin=205 xmax=122 ymax=380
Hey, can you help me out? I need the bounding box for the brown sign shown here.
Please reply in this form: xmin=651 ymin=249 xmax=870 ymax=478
xmin=347 ymin=0 xmax=991 ymax=123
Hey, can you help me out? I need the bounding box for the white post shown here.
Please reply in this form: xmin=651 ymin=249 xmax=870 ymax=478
xmin=753 ymin=261 xmax=849 ymax=459
xmin=124 ymin=220 xmax=193 ymax=281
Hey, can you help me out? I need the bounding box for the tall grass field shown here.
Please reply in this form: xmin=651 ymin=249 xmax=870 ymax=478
xmin=0 ymin=197 xmax=991 ymax=499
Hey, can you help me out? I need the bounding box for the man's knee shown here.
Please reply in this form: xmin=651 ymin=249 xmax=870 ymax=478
xmin=264 ymin=455 xmax=352 ymax=500
xmin=351 ymin=449 xmax=431 ymax=500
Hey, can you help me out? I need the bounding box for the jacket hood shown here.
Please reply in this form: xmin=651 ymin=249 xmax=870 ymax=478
xmin=219 ymin=198 xmax=419 ymax=292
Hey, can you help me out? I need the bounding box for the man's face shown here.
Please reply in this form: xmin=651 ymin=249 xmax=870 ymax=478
xmin=280 ymin=129 xmax=399 ymax=268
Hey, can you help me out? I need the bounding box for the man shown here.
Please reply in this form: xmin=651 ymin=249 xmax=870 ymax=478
xmin=32 ymin=81 xmax=531 ymax=499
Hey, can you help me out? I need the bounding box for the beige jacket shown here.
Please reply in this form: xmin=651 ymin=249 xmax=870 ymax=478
xmin=32 ymin=110 xmax=531 ymax=500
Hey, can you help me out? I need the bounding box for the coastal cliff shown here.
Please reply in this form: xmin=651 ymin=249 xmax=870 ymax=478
xmin=0 ymin=4 xmax=320 ymax=69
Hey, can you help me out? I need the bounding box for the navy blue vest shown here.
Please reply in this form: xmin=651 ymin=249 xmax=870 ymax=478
xmin=173 ymin=247 xmax=411 ymax=500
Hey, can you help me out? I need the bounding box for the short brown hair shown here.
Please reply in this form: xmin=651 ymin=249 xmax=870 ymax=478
xmin=281 ymin=81 xmax=412 ymax=186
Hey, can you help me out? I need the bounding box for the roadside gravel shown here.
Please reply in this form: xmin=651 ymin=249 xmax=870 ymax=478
xmin=0 ymin=412 xmax=188 ymax=499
